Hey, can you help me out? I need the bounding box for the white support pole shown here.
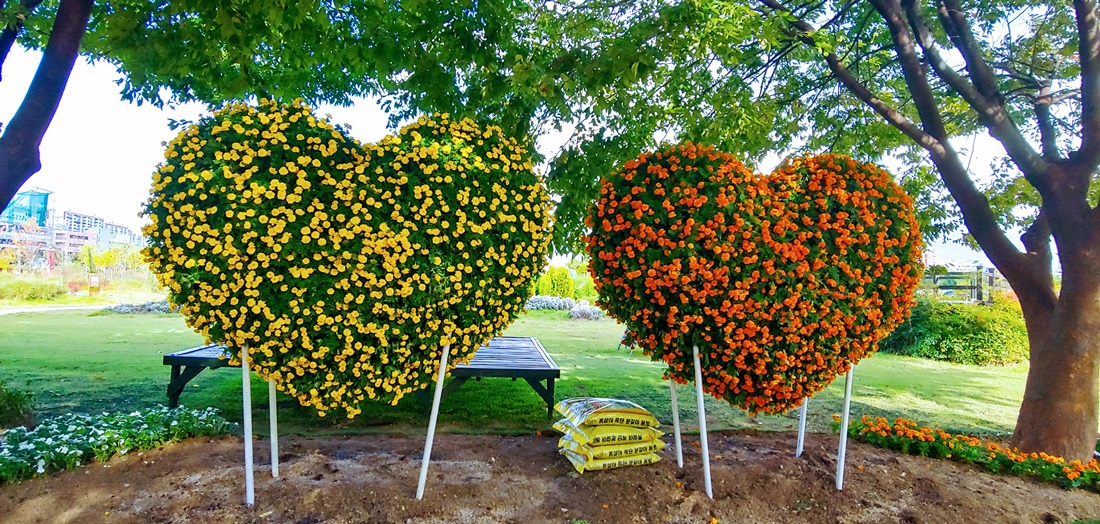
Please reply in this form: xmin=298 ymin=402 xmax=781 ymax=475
xmin=796 ymin=400 xmax=808 ymax=458
xmin=669 ymin=379 xmax=683 ymax=468
xmin=836 ymin=367 xmax=854 ymax=490
xmin=241 ymin=346 xmax=255 ymax=507
xmin=691 ymin=344 xmax=713 ymax=499
xmin=269 ymin=379 xmax=279 ymax=478
xmin=416 ymin=341 xmax=452 ymax=500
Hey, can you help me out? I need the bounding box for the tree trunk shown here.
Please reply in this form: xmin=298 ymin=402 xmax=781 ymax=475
xmin=0 ymin=0 xmax=92 ymax=211
xmin=1013 ymin=259 xmax=1100 ymax=462
xmin=0 ymin=138 xmax=43 ymax=210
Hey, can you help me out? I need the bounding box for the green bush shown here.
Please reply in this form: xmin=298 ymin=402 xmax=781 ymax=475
xmin=548 ymin=267 xmax=574 ymax=299
xmin=536 ymin=272 xmax=554 ymax=296
xmin=575 ymin=275 xmax=597 ymax=300
xmin=0 ymin=278 xmax=67 ymax=301
xmin=880 ymin=296 xmax=1029 ymax=365
xmin=0 ymin=382 xmax=33 ymax=428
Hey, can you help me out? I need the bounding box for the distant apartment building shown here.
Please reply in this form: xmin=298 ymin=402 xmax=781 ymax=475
xmin=61 ymin=211 xmax=105 ymax=233
xmin=52 ymin=230 xmax=94 ymax=259
xmin=58 ymin=211 xmax=143 ymax=250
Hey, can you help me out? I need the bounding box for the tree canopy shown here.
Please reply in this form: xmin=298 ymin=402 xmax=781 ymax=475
xmin=511 ymin=0 xmax=1090 ymax=254
xmin=0 ymin=0 xmax=542 ymax=208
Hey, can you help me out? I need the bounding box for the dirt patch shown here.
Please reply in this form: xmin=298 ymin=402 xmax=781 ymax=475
xmin=1 ymin=431 xmax=1098 ymax=523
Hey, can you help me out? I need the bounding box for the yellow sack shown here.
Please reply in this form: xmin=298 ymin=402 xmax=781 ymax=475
xmin=562 ymin=448 xmax=660 ymax=473
xmin=554 ymin=397 xmax=659 ymax=428
xmin=553 ymin=419 xmax=663 ymax=447
xmin=559 ymin=432 xmax=666 ymax=460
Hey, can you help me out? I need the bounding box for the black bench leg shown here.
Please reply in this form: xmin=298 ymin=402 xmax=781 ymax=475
xmin=547 ymin=378 xmax=555 ymax=418
xmin=167 ymin=365 xmax=208 ymax=408
xmin=168 ymin=365 xmax=181 ymax=408
xmin=415 ymin=376 xmax=470 ymax=414
xmin=523 ymin=378 xmax=556 ymax=418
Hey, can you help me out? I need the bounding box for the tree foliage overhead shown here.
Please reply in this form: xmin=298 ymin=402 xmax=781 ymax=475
xmin=0 ymin=0 xmax=544 ymax=209
xmin=512 ymin=0 xmax=1090 ymax=253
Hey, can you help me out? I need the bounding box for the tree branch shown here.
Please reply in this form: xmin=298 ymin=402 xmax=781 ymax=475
xmin=990 ymin=61 xmax=1043 ymax=87
xmin=1051 ymin=90 xmax=1081 ymax=105
xmin=757 ymin=0 xmax=933 ymax=147
xmin=906 ymin=0 xmax=1048 ymax=182
xmin=1036 ymin=82 xmax=1062 ymax=161
xmin=866 ymin=0 xmax=1030 ymax=269
xmin=0 ymin=0 xmax=92 ymax=210
xmin=759 ymin=0 xmax=1055 ymax=306
xmin=1073 ymin=0 xmax=1100 ymax=170
xmin=936 ymin=0 xmax=1001 ymax=102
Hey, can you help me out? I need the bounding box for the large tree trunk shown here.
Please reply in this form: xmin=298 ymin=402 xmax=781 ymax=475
xmin=0 ymin=139 xmax=44 ymax=211
xmin=0 ymin=0 xmax=91 ymax=211
xmin=1013 ymin=249 xmax=1100 ymax=462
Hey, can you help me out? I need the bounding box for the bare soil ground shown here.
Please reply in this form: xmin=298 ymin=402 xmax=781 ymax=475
xmin=1 ymin=431 xmax=1098 ymax=524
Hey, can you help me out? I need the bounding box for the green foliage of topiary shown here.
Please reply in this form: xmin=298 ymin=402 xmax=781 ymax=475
xmin=548 ymin=266 xmax=574 ymax=298
xmin=142 ymin=100 xmax=551 ymax=416
xmin=879 ymin=296 xmax=1029 ymax=365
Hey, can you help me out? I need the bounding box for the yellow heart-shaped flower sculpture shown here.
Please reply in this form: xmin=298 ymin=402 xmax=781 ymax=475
xmin=143 ymin=100 xmax=551 ymax=417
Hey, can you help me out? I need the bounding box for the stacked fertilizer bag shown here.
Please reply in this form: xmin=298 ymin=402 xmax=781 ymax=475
xmin=553 ymin=398 xmax=665 ymax=473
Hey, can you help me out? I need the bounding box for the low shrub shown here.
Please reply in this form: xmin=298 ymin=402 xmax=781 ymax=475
xmin=0 ymin=383 xmax=33 ymax=428
xmin=97 ymin=300 xmax=177 ymax=315
xmin=569 ymin=304 xmax=604 ymax=320
xmin=879 ymin=297 xmax=1028 ymax=365
xmin=841 ymin=414 xmax=1100 ymax=491
xmin=0 ymin=406 xmax=235 ymax=483
xmin=0 ymin=278 xmax=67 ymax=301
xmin=536 ymin=273 xmax=554 ymax=296
xmin=526 ymin=295 xmax=575 ymax=310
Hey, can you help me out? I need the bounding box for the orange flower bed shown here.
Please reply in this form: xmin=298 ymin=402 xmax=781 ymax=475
xmin=585 ymin=144 xmax=922 ymax=413
xmin=846 ymin=415 xmax=1100 ymax=490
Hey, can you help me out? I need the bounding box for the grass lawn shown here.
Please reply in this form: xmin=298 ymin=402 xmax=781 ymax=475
xmin=0 ymin=309 xmax=1033 ymax=438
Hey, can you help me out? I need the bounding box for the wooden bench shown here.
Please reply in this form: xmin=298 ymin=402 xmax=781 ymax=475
xmin=163 ymin=336 xmax=560 ymax=416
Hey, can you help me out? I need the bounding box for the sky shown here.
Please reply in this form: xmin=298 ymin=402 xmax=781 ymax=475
xmin=1 ymin=46 xmax=994 ymax=266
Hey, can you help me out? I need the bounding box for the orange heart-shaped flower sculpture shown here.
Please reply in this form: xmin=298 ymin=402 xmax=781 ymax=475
xmin=585 ymin=143 xmax=922 ymax=414
xmin=143 ymin=100 xmax=551 ymax=417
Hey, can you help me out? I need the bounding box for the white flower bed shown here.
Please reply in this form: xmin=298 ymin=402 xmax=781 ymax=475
xmin=568 ymin=305 xmax=605 ymax=320
xmin=525 ymin=295 xmax=576 ymax=310
xmin=0 ymin=406 xmax=234 ymax=482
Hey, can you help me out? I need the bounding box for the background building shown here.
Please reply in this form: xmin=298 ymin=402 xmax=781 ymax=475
xmin=0 ymin=189 xmax=50 ymax=227
xmin=0 ymin=189 xmax=144 ymax=265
